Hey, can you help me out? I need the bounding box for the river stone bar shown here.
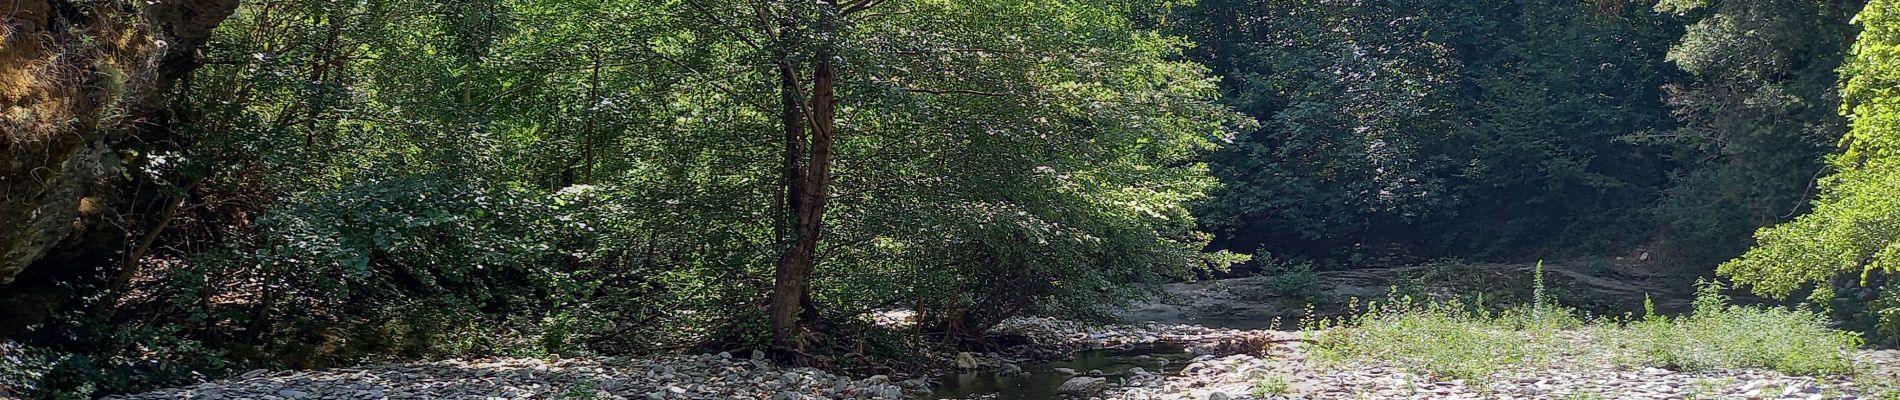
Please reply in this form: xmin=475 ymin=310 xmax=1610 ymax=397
xmin=110 ymin=317 xmax=1900 ymax=399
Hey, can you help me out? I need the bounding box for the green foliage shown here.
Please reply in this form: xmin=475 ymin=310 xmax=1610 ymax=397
xmin=1308 ymin=293 xmax=1581 ymax=382
xmin=0 ymin=322 xmax=234 ymax=399
xmin=1177 ymin=0 xmax=1681 ymax=260
xmin=1719 ymin=0 xmax=1900 ymax=341
xmin=10 ymin=0 xmax=1249 ymax=396
xmin=1268 ymin=262 xmax=1320 ymax=303
xmin=1312 ymin=273 xmax=1863 ymax=384
xmin=736 ymin=0 xmax=1253 ymax=333
xmin=1232 ymin=253 xmax=1321 ymax=303
xmin=1251 ymin=373 xmax=1292 ymax=397
xmin=15 ymin=0 xmax=1900 ymax=397
xmin=1639 ymin=0 xmax=1863 ymax=263
xmin=1607 ymin=281 xmax=1862 ymax=376
xmin=1308 ymin=265 xmax=1581 ymax=382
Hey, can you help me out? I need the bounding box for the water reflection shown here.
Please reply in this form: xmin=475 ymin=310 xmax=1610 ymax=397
xmin=928 ymin=342 xmax=1194 ymax=400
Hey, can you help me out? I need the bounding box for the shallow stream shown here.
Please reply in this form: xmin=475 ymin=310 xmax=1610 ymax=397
xmin=926 ymin=342 xmax=1194 ymax=399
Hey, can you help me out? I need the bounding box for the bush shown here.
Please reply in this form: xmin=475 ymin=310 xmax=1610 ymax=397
xmin=1607 ymin=281 xmax=1862 ymax=376
xmin=1309 ymin=266 xmax=1866 ymax=383
xmin=1307 ymin=293 xmax=1580 ymax=381
xmin=1233 ymin=253 xmax=1322 ymax=303
xmin=1307 ymin=263 xmax=1584 ymax=382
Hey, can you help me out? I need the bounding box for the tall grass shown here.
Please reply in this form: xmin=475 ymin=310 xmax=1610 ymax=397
xmin=1306 ymin=262 xmax=1865 ymax=382
xmin=1606 ymin=282 xmax=1863 ymax=375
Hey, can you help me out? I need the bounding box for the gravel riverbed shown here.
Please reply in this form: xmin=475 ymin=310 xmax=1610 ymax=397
xmin=992 ymin=318 xmax=1900 ymax=400
xmin=109 ymin=317 xmax=1900 ymax=400
xmin=107 ymin=351 xmax=924 ymax=400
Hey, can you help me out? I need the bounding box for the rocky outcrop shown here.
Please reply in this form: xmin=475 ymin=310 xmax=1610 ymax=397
xmin=1 ymin=0 xmax=236 ymax=329
xmin=3 ymin=0 xmax=131 ymax=284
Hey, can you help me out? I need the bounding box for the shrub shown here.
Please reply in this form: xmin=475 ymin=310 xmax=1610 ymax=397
xmin=1308 ymin=262 xmax=1582 ymax=381
xmin=1310 ymin=265 xmax=1866 ymax=383
xmin=1606 ymin=281 xmax=1862 ymax=376
xmin=1252 ymin=373 xmax=1292 ymax=396
xmin=1234 ymin=253 xmax=1322 ymax=302
xmin=1307 ymin=295 xmax=1577 ymax=381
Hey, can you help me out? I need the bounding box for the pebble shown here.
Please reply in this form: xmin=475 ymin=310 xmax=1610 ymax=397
xmin=101 ymin=316 xmax=1900 ymax=400
xmin=104 ymin=354 xmax=892 ymax=400
xmin=983 ymin=317 xmax=1900 ymax=400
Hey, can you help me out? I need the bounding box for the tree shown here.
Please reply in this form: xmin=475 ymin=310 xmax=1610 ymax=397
xmin=1640 ymin=0 xmax=1864 ymax=262
xmin=1177 ymin=0 xmax=1680 ymax=262
xmin=1720 ymin=0 xmax=1900 ymax=340
xmin=699 ymin=0 xmax=1247 ymax=352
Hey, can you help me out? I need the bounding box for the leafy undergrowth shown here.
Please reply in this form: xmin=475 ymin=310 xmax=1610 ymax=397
xmin=1306 ymin=263 xmax=1866 ymax=384
xmin=1606 ymin=284 xmax=1862 ymax=376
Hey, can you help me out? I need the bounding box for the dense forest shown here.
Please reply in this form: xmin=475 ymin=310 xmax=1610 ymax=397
xmin=2 ymin=0 xmax=1898 ymax=398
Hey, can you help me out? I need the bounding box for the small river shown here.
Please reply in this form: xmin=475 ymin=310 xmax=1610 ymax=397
xmin=926 ymin=342 xmax=1195 ymax=399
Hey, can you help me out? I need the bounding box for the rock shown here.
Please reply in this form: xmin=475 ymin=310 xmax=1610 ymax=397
xmin=1087 ymin=369 xmax=1103 ymax=375
xmin=1000 ymin=363 xmax=1025 ymax=375
xmin=1057 ymin=376 xmax=1108 ymax=397
xmin=94 ymin=315 xmax=1900 ymax=400
xmin=752 ymin=349 xmax=767 ymax=361
xmin=896 ymin=378 xmax=930 ymax=391
xmin=868 ymin=383 xmax=904 ymax=399
xmin=956 ymin=352 xmax=978 ymax=369
xmin=1182 ymin=362 xmax=1207 ymax=374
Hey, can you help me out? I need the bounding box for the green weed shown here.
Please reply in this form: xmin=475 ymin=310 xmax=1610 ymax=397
xmin=1252 ymin=374 xmax=1292 ymax=397
xmin=1605 ymin=281 xmax=1862 ymax=375
xmin=1308 ymin=263 xmax=1866 ymax=386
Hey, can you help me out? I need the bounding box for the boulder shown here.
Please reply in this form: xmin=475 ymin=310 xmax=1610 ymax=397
xmin=1056 ymin=376 xmax=1108 ymax=397
xmin=868 ymin=383 xmax=904 ymax=399
xmin=955 ymin=352 xmax=978 ymax=369
xmin=999 ymin=363 xmax=1025 ymax=376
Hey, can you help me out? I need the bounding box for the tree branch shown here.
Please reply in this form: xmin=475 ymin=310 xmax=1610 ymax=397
xmin=905 ymin=87 xmax=1011 ymax=96
xmin=685 ymin=0 xmax=764 ymax=51
xmin=643 ymin=44 xmax=778 ymax=113
xmin=893 ymin=48 xmax=1024 ymax=56
xmin=841 ymin=0 xmax=884 ymax=15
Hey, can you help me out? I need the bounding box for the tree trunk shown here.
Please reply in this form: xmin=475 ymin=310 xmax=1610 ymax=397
xmin=583 ymin=48 xmax=602 ymax=184
xmin=768 ymin=37 xmax=838 ymax=352
xmin=768 ymin=40 xmax=809 ymax=349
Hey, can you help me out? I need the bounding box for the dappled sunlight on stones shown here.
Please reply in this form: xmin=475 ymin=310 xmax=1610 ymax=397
xmin=106 ymin=355 xmax=927 ymax=400
xmin=984 ymin=318 xmax=1900 ymax=400
xmin=103 ymin=318 xmax=1900 ymax=399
